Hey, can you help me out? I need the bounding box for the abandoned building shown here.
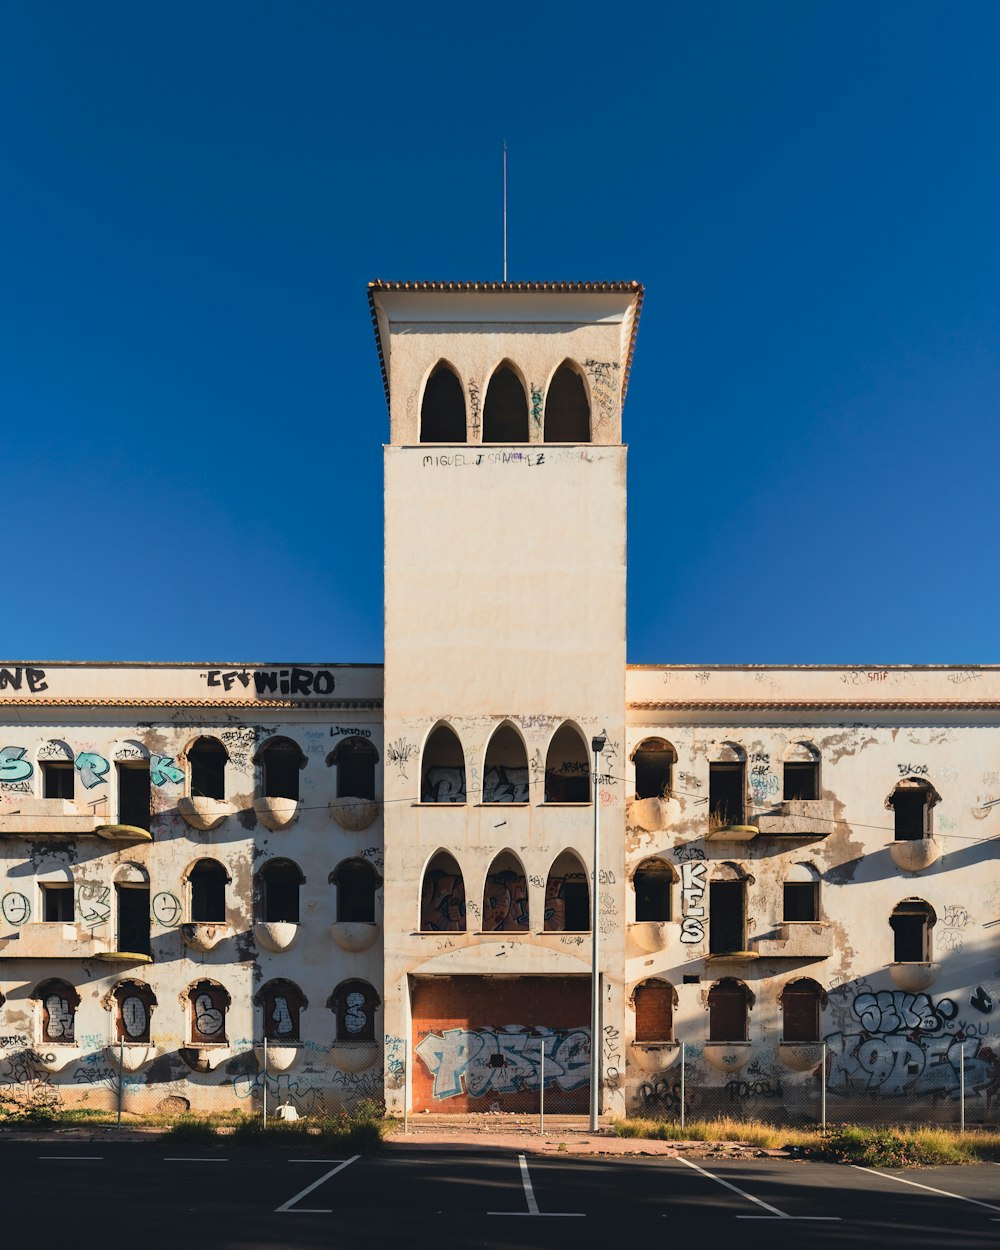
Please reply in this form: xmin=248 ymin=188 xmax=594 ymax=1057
xmin=1 ymin=281 xmax=997 ymax=1123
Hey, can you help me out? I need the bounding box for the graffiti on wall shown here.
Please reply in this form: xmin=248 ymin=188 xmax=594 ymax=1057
xmin=202 ymin=668 xmax=336 ymax=696
xmin=77 ymin=883 xmax=110 ymax=929
xmin=420 ymin=868 xmax=466 ymax=932
xmin=150 ymin=754 xmax=184 ymax=786
xmin=0 ymin=747 xmax=32 ymax=787
xmin=679 ymin=860 xmax=707 ymax=943
xmin=415 ymin=1026 xmax=590 ymax=1100
xmin=0 ymin=667 xmax=48 ymax=693
xmin=483 ymin=868 xmax=529 ymax=931
xmin=826 ymin=989 xmax=1000 ymax=1102
xmin=1 ymin=893 xmax=31 ymax=925
xmin=482 ymin=766 xmax=529 ymax=803
xmin=421 ymin=767 xmax=466 ymax=803
xmin=75 ymin=752 xmax=110 ymax=788
xmin=749 ymin=752 xmax=779 ymax=803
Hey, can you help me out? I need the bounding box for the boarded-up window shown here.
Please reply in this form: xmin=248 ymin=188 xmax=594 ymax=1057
xmin=35 ymin=979 xmax=80 ymax=1044
xmin=635 ymin=980 xmax=675 ymax=1042
xmin=420 ymin=852 xmax=466 ymax=932
xmin=189 ymin=981 xmax=230 ymax=1044
xmin=330 ymin=979 xmax=379 ymax=1042
xmin=113 ymin=981 xmax=156 ymax=1043
xmin=708 ymin=979 xmax=748 ymax=1042
xmin=260 ymin=979 xmax=306 ymax=1043
xmin=782 ymin=980 xmax=821 ymax=1042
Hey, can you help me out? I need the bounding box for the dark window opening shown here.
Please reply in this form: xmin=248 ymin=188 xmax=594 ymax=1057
xmin=420 ymin=853 xmax=466 ymax=932
xmin=783 ymin=882 xmax=818 ymax=922
xmin=260 ymin=979 xmax=306 ymax=1042
xmin=544 ymin=364 xmax=591 ymax=443
xmin=36 ymin=979 xmax=79 ymax=1044
xmin=42 ymin=884 xmax=74 ymax=922
xmin=634 ymin=740 xmax=674 ymax=800
xmin=421 ymin=363 xmax=466 ymax=442
xmin=634 ymin=861 xmax=673 ymax=922
xmin=421 ymin=724 xmax=466 ymax=803
xmin=709 ymin=762 xmax=745 ymax=827
xmin=563 ymin=882 xmax=590 ymax=932
xmin=117 ymin=885 xmax=151 ymax=956
xmin=891 ymin=900 xmax=932 ymax=962
xmin=635 ymin=981 xmax=675 ymax=1043
xmin=189 ymin=737 xmax=227 ymax=800
xmin=483 ymin=852 xmax=529 ymax=931
xmin=709 ymin=979 xmax=749 ymax=1042
xmin=333 ymin=737 xmax=378 ymax=801
xmin=482 ymin=364 xmax=528 ymax=442
xmin=333 ymin=860 xmax=379 ymax=923
xmin=259 ymin=859 xmax=302 ymax=924
xmin=709 ymin=880 xmax=745 ymax=954
xmin=42 ymin=762 xmax=74 ymax=800
xmin=118 ymin=763 xmax=151 ymax=830
xmin=329 ymin=979 xmax=378 ymax=1042
xmin=543 ymin=852 xmax=589 ymax=932
xmin=189 ymin=860 xmax=227 ymax=923
xmin=544 ymin=724 xmax=590 ymax=803
xmin=782 ymin=981 xmax=821 ymax=1042
xmin=483 ymin=724 xmax=529 ymax=803
xmin=892 ymin=789 xmax=928 ymax=841
xmin=259 ymin=738 xmax=304 ymax=801
xmin=783 ymin=761 xmax=818 ymax=801
xmin=189 ymin=981 xmax=229 ymax=1044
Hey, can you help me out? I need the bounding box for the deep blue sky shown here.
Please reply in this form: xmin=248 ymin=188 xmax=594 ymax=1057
xmin=2 ymin=2 xmax=998 ymax=665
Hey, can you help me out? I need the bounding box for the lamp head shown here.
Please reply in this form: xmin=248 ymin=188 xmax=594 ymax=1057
xmin=591 ymin=735 xmax=607 ymax=755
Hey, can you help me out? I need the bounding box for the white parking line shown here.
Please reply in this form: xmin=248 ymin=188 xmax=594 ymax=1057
xmin=164 ymin=1157 xmax=229 ymax=1162
xmin=674 ymin=1155 xmax=839 ymax=1221
xmin=39 ymin=1156 xmax=104 ymax=1161
xmin=487 ymin=1153 xmax=585 ymax=1218
xmin=852 ymin=1165 xmax=1000 ymax=1217
xmin=274 ymin=1155 xmax=358 ymax=1214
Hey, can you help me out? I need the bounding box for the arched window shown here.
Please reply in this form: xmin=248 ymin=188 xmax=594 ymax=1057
xmin=188 ymin=736 xmax=228 ymax=800
xmin=257 ymin=737 xmax=306 ymax=801
xmin=329 ymin=979 xmax=379 ymax=1042
xmin=783 ymin=742 xmax=819 ymax=801
xmin=421 ymin=723 xmax=466 ymax=803
xmin=483 ymin=722 xmax=529 ymax=803
xmin=781 ymin=978 xmax=824 ymax=1043
xmin=188 ymin=859 xmax=229 ymax=923
xmin=709 ymin=864 xmax=746 ymax=954
xmin=544 ymin=850 xmax=589 ymax=932
xmin=258 ymin=979 xmax=307 ymax=1043
xmin=783 ymin=862 xmax=820 ymax=922
xmin=887 ymin=778 xmax=939 ymax=841
xmin=421 ymin=362 xmax=466 ymax=442
xmin=709 ymin=744 xmax=746 ymax=830
xmin=632 ymin=737 xmax=676 ymax=800
xmin=420 ymin=851 xmax=466 ymax=932
xmin=544 ymin=362 xmax=590 ymax=442
xmin=188 ymin=980 xmax=230 ymax=1044
xmin=544 ymin=723 xmax=590 ymax=803
xmin=33 ymin=979 xmax=80 ymax=1044
xmin=634 ymin=979 xmax=676 ymax=1043
xmin=112 ymin=980 xmax=156 ymax=1044
xmin=331 ymin=859 xmax=380 ymax=923
xmin=328 ymin=736 xmax=378 ymax=801
xmin=483 ymin=850 xmax=529 ymax=931
xmin=482 ymin=362 xmax=529 ymax=442
xmin=633 ymin=857 xmax=676 ymax=922
xmin=708 ymin=978 xmax=751 ymax=1042
xmin=891 ymin=898 xmax=935 ymax=962
xmin=256 ymin=858 xmax=304 ymax=924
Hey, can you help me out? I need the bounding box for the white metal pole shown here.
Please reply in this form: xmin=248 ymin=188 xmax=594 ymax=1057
xmin=589 ymin=738 xmax=603 ymax=1132
xmin=502 ymin=141 xmax=507 ymax=282
xmin=117 ymin=1033 xmax=124 ymax=1129
xmin=821 ymin=1041 xmax=827 ymax=1131
xmin=680 ymin=1041 xmax=686 ymax=1130
xmin=262 ymin=1036 xmax=268 ymax=1129
xmin=960 ymin=1045 xmax=965 ymax=1134
xmin=539 ymin=1037 xmax=545 ymax=1136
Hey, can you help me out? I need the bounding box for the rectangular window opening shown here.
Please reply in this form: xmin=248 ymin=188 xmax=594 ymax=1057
xmin=42 ymin=762 xmax=75 ymax=800
xmin=709 ymin=880 xmax=745 ymax=954
xmin=709 ymin=762 xmax=745 ymax=827
xmin=118 ymin=764 xmax=151 ymax=831
xmin=783 ymin=762 xmax=818 ymax=801
xmin=893 ymin=791 xmax=927 ymax=841
xmin=42 ymin=884 xmax=74 ymax=923
xmin=117 ymin=885 xmax=151 ymax=955
xmin=783 ymin=882 xmax=818 ymax=923
xmin=892 ymin=912 xmax=927 ymax=962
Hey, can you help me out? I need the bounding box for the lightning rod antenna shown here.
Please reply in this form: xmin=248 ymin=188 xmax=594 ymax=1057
xmin=503 ymin=140 xmax=508 ymax=281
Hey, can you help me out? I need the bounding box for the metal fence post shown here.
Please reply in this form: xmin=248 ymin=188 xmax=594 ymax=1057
xmin=262 ymin=1037 xmax=267 ymax=1129
xmin=116 ymin=1034 xmax=124 ymax=1130
xmin=960 ymin=1044 xmax=965 ymax=1134
xmin=821 ymin=1041 xmax=827 ymax=1131
xmin=539 ymin=1037 xmax=546 ymax=1136
xmin=680 ymin=1041 xmax=686 ymax=1131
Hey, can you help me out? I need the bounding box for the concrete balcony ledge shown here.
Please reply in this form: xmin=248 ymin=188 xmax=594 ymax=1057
xmin=329 ymin=797 xmax=378 ymax=831
xmin=253 ymin=797 xmax=300 ymax=831
xmin=181 ymin=922 xmax=230 ymax=953
xmin=628 ymin=1041 xmax=680 ymax=1073
xmin=330 ymin=1041 xmax=380 ymax=1072
xmin=779 ymin=1041 xmax=825 ymax=1072
xmin=889 ymin=961 xmax=940 ymax=991
xmin=177 ymin=796 xmax=233 ymax=832
xmin=255 ymin=1042 xmax=301 ymax=1073
xmin=330 ymin=921 xmax=380 ymax=952
xmin=0 ymin=923 xmax=151 ymax=962
xmin=703 ymin=1042 xmax=752 ymax=1073
xmin=180 ymin=1045 xmax=232 ymax=1074
xmin=705 ymin=824 xmax=759 ymax=842
xmin=756 ymin=799 xmax=835 ymax=838
xmin=705 ymin=949 xmax=759 ymax=962
xmin=753 ymin=922 xmax=833 ymax=959
xmin=629 ymin=920 xmax=672 ymax=953
xmin=0 ymin=798 xmax=105 ymax=836
xmin=890 ymin=837 xmax=942 ymax=872
xmin=94 ymin=823 xmax=153 ymax=843
xmin=105 ymin=1043 xmax=158 ymax=1072
xmin=254 ymin=920 xmax=300 ymax=952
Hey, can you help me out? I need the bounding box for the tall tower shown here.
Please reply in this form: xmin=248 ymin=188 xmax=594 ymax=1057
xmin=371 ymin=280 xmax=642 ymax=1117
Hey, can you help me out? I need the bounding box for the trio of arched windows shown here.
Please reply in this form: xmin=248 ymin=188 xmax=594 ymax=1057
xmin=421 ymin=360 xmax=592 ymax=443
xmin=184 ymin=856 xmax=381 ymax=925
xmin=15 ymin=976 xmax=379 ymax=1047
xmin=419 ymin=849 xmax=589 ymax=933
xmin=421 ymin=720 xmax=591 ymax=805
xmin=630 ymin=976 xmax=826 ymax=1043
xmin=185 ymin=734 xmax=379 ymax=803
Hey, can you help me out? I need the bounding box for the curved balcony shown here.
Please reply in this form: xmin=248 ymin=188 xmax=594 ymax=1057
xmin=890 ymin=837 xmax=941 ymax=872
xmin=177 ymin=797 xmax=233 ymax=832
xmin=254 ymin=921 xmax=299 ymax=953
xmin=330 ymin=1041 xmax=380 ymax=1073
xmin=330 ymin=921 xmax=380 ymax=953
xmin=253 ymin=797 xmax=300 ymax=832
xmin=180 ymin=922 xmax=230 ymax=953
xmin=329 ymin=797 xmax=378 ymax=832
xmin=255 ymin=1042 xmax=300 ymax=1073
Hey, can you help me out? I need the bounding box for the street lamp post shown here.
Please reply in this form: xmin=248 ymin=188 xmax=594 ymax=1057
xmin=589 ymin=733 xmax=606 ymax=1133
